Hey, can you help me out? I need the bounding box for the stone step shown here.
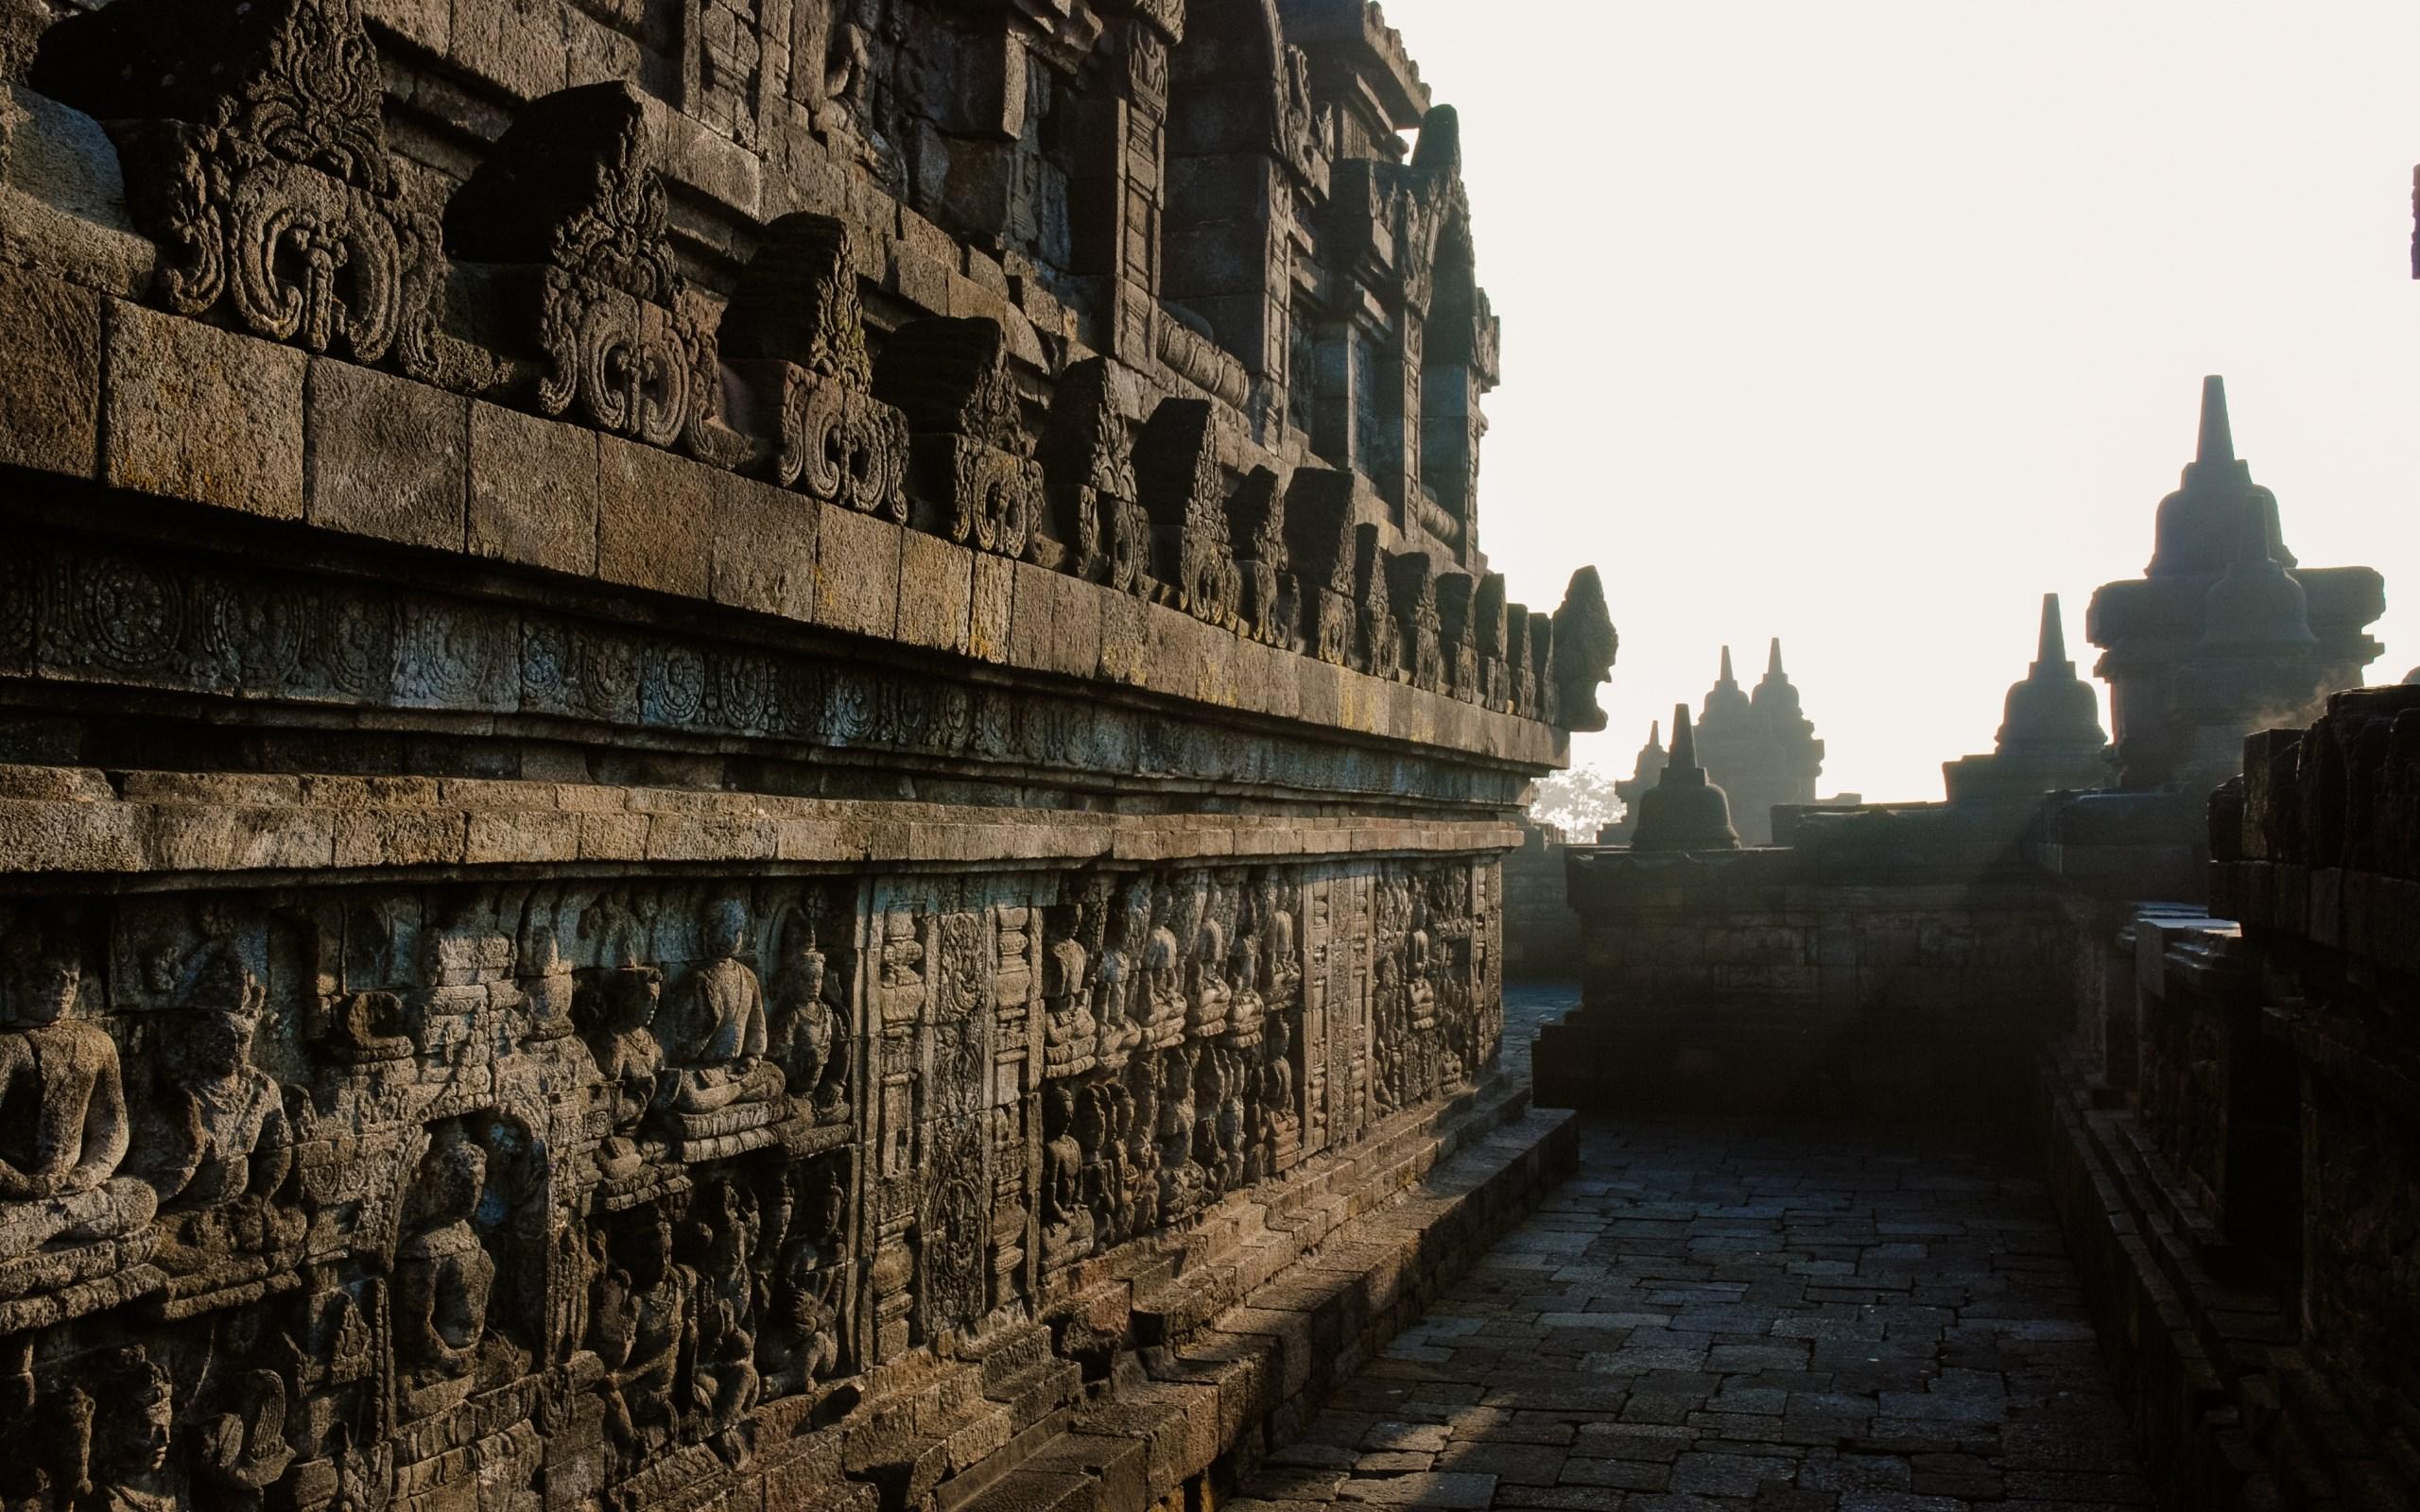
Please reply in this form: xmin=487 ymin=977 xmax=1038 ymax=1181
xmin=926 ymin=1081 xmax=1574 ymax=1512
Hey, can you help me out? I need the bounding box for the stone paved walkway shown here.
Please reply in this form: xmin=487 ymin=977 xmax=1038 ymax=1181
xmin=1235 ymin=1022 xmax=2152 ymax=1512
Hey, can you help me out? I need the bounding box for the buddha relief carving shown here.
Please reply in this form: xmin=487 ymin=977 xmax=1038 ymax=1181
xmin=0 ymin=926 xmax=156 ymax=1271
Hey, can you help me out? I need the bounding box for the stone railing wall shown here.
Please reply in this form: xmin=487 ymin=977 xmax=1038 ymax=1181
xmin=1540 ymin=803 xmax=2069 ymax=1115
xmin=0 ymin=1 xmax=1610 ymax=1508
xmin=1497 ymin=822 xmax=1580 ymax=981
xmin=2038 ymin=684 xmax=2420 ymax=1510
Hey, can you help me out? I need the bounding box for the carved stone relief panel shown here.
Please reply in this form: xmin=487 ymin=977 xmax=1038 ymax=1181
xmin=443 ymin=82 xmax=742 ymax=464
xmin=0 ymin=849 xmax=1496 ymax=1509
xmin=1135 ymin=399 xmax=1242 ymax=631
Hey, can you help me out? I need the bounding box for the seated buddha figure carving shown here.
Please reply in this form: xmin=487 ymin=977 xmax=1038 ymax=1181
xmin=0 ymin=929 xmax=156 ymax=1265
xmin=1087 ymin=884 xmax=1146 ymax=1067
xmin=665 ymin=899 xmax=786 ymax=1118
xmin=1184 ymin=919 xmax=1232 ymax=1039
xmin=137 ymin=950 xmax=303 ymax=1273
xmin=392 ymin=1121 xmax=496 ymax=1418
xmin=578 ymin=963 xmax=667 ymax=1181
xmin=1404 ymin=924 xmax=1439 ymax=1033
xmin=1039 ymin=913 xmax=1098 ymax=1080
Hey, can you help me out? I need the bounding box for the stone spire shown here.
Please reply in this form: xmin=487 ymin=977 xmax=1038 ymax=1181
xmin=1690 ymin=640 xmax=1824 ymax=845
xmin=1701 ymin=645 xmax=1752 ymax=724
xmin=1750 ymin=637 xmax=1802 ymax=719
xmin=2196 ymin=371 xmax=2234 ymax=467
xmin=1629 ymin=718 xmax=1668 ymax=785
xmin=2202 ymin=502 xmax=2316 ymax=650
xmin=2148 ymin=375 xmax=2293 ymax=579
xmin=1945 ymin=593 xmax=2111 ymax=800
xmin=1604 ymin=718 xmax=1669 ymax=843
xmin=1630 ymin=705 xmax=1740 ymax=851
xmin=1995 ymin=594 xmax=2107 ymax=757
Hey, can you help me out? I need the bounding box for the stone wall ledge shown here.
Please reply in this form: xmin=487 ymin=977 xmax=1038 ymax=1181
xmin=2038 ymin=1049 xmax=2407 ymax=1511
xmin=942 ymin=1086 xmax=1578 ymax=1512
xmin=0 ymin=762 xmax=1526 ymax=881
xmin=2210 ymin=858 xmax=2420 ymax=979
xmin=0 ymin=265 xmax=1567 ymax=775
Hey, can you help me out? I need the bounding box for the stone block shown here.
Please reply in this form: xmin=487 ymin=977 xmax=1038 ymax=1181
xmin=304 ymin=358 xmax=468 ymax=551
xmin=332 ymin=809 xmax=466 ymax=868
xmin=0 ymin=796 xmax=144 ymax=872
xmin=711 ymin=477 xmax=819 ymax=622
xmin=1298 ymin=657 xmax=1341 ymax=730
xmin=449 ymin=0 xmax=570 ymax=100
xmin=1098 ymin=592 xmax=1150 ymax=685
xmin=464 ymin=808 xmax=580 ymax=865
xmin=1009 ymin=561 xmax=1098 ymax=680
xmin=145 ymin=806 xmax=334 ymax=872
xmin=469 ymin=401 xmax=598 ymax=576
xmin=599 ymin=435 xmax=715 ymax=598
xmin=813 ymin=504 xmax=903 ymax=640
xmin=969 ymin=553 xmax=1015 ymax=662
xmin=896 ymin=528 xmax=973 ymax=655
xmin=360 ymin=0 xmax=450 ymax=50
xmin=0 ymin=262 xmax=99 ymax=477
xmin=104 ymin=300 xmax=303 ymax=519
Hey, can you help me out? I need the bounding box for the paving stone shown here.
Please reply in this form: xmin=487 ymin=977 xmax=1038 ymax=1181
xmin=1333 ymin=1472 xmax=1499 ymax=1508
xmin=1264 ymin=1117 xmax=2148 ymax=1511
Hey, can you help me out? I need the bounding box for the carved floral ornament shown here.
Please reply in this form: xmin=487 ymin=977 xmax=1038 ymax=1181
xmin=33 ymin=0 xmax=481 ymax=387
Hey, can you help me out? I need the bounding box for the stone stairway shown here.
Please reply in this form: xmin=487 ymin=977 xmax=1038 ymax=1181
xmin=833 ymin=1072 xmax=1578 ymax=1512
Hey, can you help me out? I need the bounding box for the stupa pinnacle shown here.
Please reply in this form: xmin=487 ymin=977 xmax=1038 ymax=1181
xmin=1751 ymin=639 xmax=1802 ymax=718
xmin=1945 ymin=593 xmax=2110 ymax=801
xmin=1703 ymin=645 xmax=1752 ymax=723
xmin=2149 ymin=376 xmax=2293 ymax=580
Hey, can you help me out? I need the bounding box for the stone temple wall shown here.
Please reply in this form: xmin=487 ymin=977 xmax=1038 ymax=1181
xmin=1539 ymin=803 xmax=2071 ymax=1116
xmin=0 ymin=1 xmax=1610 ymax=1507
xmin=1496 ymin=823 xmax=1580 ymax=982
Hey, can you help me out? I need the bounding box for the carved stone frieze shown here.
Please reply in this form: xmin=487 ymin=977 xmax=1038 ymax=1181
xmin=1503 ymin=599 xmax=1535 ymax=722
xmin=0 ymin=851 xmax=1490 ymax=1497
xmin=1474 ymin=573 xmax=1512 ymax=713
xmin=16 ymin=536 xmax=1530 ymax=810
xmin=1435 ymin=572 xmax=1482 ymax=705
xmin=1284 ymin=468 xmax=1360 ymax=672
xmin=1386 ymin=549 xmax=1443 ymax=694
xmin=1040 ymin=357 xmax=1150 ymax=591
xmin=1527 ymin=610 xmax=1558 ymax=727
xmin=1354 ymin=525 xmax=1400 ymax=683
xmin=1227 ymin=466 xmax=1296 ymax=649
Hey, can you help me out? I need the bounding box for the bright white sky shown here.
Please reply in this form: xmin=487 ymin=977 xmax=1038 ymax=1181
xmin=1381 ymin=0 xmax=2420 ymax=801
